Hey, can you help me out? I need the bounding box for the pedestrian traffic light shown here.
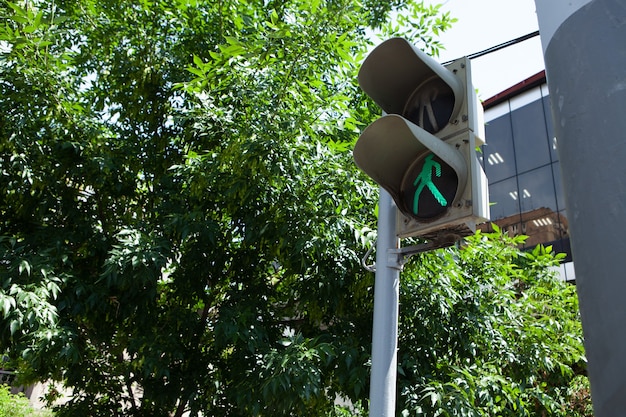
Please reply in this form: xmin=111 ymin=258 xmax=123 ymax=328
xmin=353 ymin=37 xmax=489 ymax=241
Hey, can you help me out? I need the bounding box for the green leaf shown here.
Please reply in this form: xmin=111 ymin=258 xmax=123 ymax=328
xmin=18 ymin=260 xmax=31 ymax=276
xmin=10 ymin=319 xmax=20 ymax=335
xmin=0 ymin=295 xmax=16 ymax=317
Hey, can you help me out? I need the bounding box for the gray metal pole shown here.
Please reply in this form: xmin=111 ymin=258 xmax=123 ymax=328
xmin=535 ymin=1 xmax=626 ymax=415
xmin=369 ymin=187 xmax=400 ymax=416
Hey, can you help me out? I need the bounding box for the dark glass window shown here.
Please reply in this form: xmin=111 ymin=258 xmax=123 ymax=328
xmin=488 ymin=177 xmax=520 ymax=221
xmin=511 ymin=100 xmax=551 ymax=173
xmin=483 ymin=88 xmax=574 ymax=265
xmin=483 ymin=113 xmax=516 ymax=183
xmin=542 ymin=96 xmax=559 ymax=162
xmin=517 ymin=165 xmax=557 ymax=214
xmin=517 ymin=166 xmax=561 ymax=249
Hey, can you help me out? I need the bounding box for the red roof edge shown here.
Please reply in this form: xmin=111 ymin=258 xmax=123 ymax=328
xmin=482 ymin=70 xmax=546 ymax=110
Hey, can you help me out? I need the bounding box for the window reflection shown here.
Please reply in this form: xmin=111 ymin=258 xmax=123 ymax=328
xmin=483 ymin=114 xmax=516 ymax=183
xmin=518 ymin=165 xmax=557 ymax=213
xmin=487 ymin=152 xmax=504 ymax=165
xmin=543 ymin=96 xmax=559 ymax=162
xmin=488 ymin=177 xmax=520 ymax=221
xmin=482 ymin=86 xmax=572 ymax=265
xmin=511 ymin=100 xmax=550 ymax=173
xmin=520 ymin=207 xmax=566 ymax=249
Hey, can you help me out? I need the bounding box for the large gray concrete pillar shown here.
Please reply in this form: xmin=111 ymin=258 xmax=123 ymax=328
xmin=535 ymin=1 xmax=626 ymax=415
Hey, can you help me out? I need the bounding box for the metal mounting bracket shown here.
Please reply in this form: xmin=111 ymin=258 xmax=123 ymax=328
xmin=361 ymin=237 xmax=458 ymax=272
xmin=389 ymin=242 xmax=439 ymax=270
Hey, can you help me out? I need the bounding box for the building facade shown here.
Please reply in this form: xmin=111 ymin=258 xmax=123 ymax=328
xmin=480 ymin=71 xmax=575 ymax=282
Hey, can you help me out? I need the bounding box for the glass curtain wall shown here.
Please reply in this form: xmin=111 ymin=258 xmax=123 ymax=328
xmin=481 ymin=83 xmax=573 ymax=278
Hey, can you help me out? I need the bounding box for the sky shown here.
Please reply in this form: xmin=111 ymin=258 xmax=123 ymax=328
xmin=422 ymin=0 xmax=545 ymax=100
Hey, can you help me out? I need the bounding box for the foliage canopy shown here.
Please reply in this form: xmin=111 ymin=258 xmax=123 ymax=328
xmin=0 ymin=0 xmax=588 ymax=416
xmin=398 ymin=229 xmax=587 ymax=416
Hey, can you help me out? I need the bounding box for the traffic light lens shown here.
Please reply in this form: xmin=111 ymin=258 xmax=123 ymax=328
xmin=403 ymin=77 xmax=455 ymax=134
xmin=400 ymin=152 xmax=458 ymax=220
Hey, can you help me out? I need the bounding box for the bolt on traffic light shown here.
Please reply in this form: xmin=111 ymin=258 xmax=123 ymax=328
xmin=353 ymin=37 xmax=489 ymax=241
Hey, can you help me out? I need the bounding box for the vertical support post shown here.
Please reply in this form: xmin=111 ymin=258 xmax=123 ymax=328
xmin=535 ymin=1 xmax=626 ymax=415
xmin=369 ymin=187 xmax=401 ymax=416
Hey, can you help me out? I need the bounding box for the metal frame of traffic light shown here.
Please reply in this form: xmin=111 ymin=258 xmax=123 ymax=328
xmin=354 ymin=37 xmax=489 ymax=243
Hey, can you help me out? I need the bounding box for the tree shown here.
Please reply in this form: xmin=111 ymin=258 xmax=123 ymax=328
xmin=0 ymin=0 xmax=456 ymax=416
xmin=2 ymin=1 xmax=590 ymax=415
xmin=397 ymin=228 xmax=588 ymax=417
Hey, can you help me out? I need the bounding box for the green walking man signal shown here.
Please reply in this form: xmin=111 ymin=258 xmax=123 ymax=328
xmin=400 ymin=151 xmax=458 ymax=221
xmin=412 ymin=153 xmax=448 ymax=215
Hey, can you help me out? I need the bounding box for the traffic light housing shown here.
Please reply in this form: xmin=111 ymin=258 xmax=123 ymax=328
xmin=353 ymin=37 xmax=489 ymax=241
